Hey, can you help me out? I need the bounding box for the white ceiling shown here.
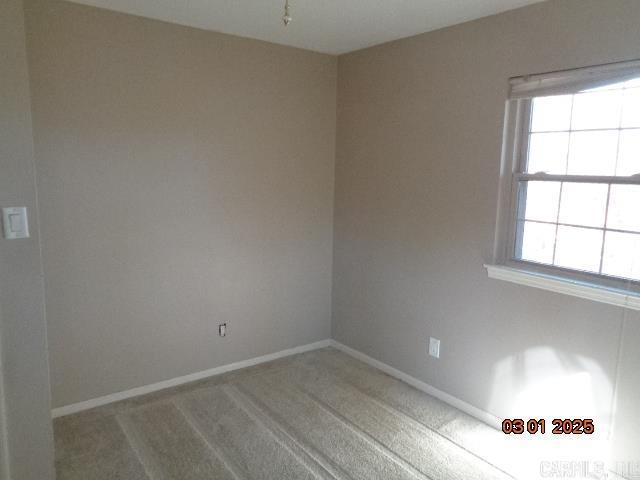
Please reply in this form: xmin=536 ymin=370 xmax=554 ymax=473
xmin=69 ymin=0 xmax=545 ymax=55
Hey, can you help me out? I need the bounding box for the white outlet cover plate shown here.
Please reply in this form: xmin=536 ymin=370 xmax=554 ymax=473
xmin=429 ymin=337 xmax=440 ymax=358
xmin=2 ymin=207 xmax=29 ymax=239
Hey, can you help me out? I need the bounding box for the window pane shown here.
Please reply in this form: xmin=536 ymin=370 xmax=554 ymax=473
xmin=518 ymin=221 xmax=555 ymax=264
xmin=602 ymin=232 xmax=640 ymax=281
xmin=621 ymin=88 xmax=640 ymax=128
xmin=527 ymin=132 xmax=569 ymax=174
xmin=607 ymin=184 xmax=640 ymax=233
xmin=567 ymin=130 xmax=619 ymax=176
xmin=616 ymin=130 xmax=640 ymax=176
xmin=530 ymin=95 xmax=572 ymax=132
xmin=558 ymin=183 xmax=608 ymax=228
xmin=518 ymin=181 xmax=561 ymax=222
xmin=571 ymin=90 xmax=623 ymax=130
xmin=554 ymin=225 xmax=602 ymax=273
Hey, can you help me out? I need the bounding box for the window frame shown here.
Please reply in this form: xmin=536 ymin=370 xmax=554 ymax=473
xmin=492 ymin=69 xmax=640 ymax=297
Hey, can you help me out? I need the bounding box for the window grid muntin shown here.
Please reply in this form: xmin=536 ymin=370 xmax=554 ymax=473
xmin=515 ymin=180 xmax=640 ymax=281
xmin=511 ymin=80 xmax=640 ymax=283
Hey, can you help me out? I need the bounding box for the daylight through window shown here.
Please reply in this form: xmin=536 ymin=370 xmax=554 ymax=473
xmin=510 ymin=74 xmax=640 ymax=283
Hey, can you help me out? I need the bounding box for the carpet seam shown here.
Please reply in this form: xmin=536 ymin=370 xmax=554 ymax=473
xmin=306 ymin=355 xmax=517 ymax=479
xmin=358 ymin=390 xmax=517 ymax=479
xmin=224 ymin=384 xmax=349 ymax=480
xmin=115 ymin=414 xmax=163 ymax=480
xmin=291 ymin=385 xmax=432 ymax=480
xmin=172 ymin=398 xmax=247 ymax=480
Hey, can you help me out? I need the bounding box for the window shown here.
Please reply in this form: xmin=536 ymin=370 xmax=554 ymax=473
xmin=493 ymin=60 xmax=640 ymax=297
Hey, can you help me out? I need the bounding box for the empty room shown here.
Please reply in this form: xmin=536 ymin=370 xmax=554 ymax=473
xmin=2 ymin=0 xmax=640 ymax=478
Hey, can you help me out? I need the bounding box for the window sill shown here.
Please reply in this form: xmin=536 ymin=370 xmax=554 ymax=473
xmin=484 ymin=264 xmax=640 ymax=311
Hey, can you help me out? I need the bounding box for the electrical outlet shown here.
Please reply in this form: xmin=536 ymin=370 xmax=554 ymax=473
xmin=429 ymin=337 xmax=440 ymax=358
xmin=219 ymin=323 xmax=226 ymax=337
xmin=2 ymin=207 xmax=29 ymax=239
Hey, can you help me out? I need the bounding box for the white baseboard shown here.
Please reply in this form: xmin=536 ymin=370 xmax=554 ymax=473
xmin=52 ymin=337 xmax=500 ymax=429
xmin=329 ymin=340 xmax=502 ymax=430
xmin=51 ymin=339 xmax=332 ymax=418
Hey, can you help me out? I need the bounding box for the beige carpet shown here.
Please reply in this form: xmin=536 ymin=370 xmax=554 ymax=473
xmin=53 ymin=348 xmax=532 ymax=480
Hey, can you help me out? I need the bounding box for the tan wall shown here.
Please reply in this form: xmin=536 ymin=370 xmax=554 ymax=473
xmin=24 ymin=0 xmax=337 ymax=408
xmin=0 ymin=0 xmax=55 ymax=478
xmin=334 ymin=0 xmax=640 ymax=463
xmin=20 ymin=0 xmax=640 ymax=467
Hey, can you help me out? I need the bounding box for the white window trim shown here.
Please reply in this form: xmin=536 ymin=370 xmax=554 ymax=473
xmin=485 ymin=264 xmax=640 ymax=311
xmin=489 ymin=59 xmax=640 ymax=308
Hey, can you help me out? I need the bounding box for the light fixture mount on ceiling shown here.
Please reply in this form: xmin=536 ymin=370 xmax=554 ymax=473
xmin=282 ymin=0 xmax=292 ymax=26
